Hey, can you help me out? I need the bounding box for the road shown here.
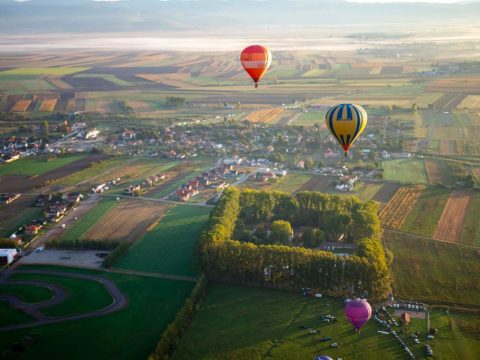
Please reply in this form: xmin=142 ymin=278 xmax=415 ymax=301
xmin=100 ymin=193 xmax=214 ymax=208
xmin=28 ymin=194 xmax=101 ymax=249
xmin=0 ymin=269 xmax=128 ymax=331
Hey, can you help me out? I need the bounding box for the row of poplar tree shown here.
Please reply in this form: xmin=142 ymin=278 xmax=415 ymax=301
xmin=197 ymin=187 xmax=391 ymax=301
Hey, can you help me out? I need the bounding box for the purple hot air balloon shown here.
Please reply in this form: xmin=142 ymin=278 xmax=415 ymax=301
xmin=344 ymin=298 xmax=372 ymax=331
xmin=315 ymin=356 xmax=333 ymax=360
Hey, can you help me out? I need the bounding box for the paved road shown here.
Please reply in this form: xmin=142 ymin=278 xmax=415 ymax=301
xmin=0 ymin=269 xmax=128 ymax=331
xmin=28 ymin=194 xmax=101 ymax=249
xmin=100 ymin=193 xmax=214 ymax=208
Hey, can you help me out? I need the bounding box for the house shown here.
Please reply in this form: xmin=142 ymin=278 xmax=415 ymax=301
xmin=121 ymin=130 xmax=136 ymax=140
xmin=0 ymin=249 xmax=18 ymax=266
xmin=176 ymin=189 xmax=198 ymax=202
xmin=400 ymin=313 xmax=411 ymax=325
xmin=85 ymin=129 xmax=100 ymax=140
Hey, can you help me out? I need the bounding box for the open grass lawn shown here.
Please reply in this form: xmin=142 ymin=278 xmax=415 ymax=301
xmin=382 ymin=159 xmax=428 ymax=184
xmin=0 ymin=155 xmax=86 ymax=177
xmin=58 ymin=197 xmax=117 ymax=244
xmin=0 ymin=284 xmax=53 ymax=304
xmin=115 ymin=205 xmax=211 ymax=276
xmin=175 ymin=283 xmax=479 ymax=360
xmin=10 ymin=273 xmax=113 ymax=317
xmin=401 ymin=186 xmax=450 ymax=237
xmin=269 ymin=173 xmax=313 ymax=193
xmin=0 ymin=301 xmax=35 ymax=327
xmin=384 ymin=231 xmax=480 ymax=306
xmin=0 ymin=265 xmax=194 ymax=360
xmin=460 ymin=191 xmax=480 ymax=246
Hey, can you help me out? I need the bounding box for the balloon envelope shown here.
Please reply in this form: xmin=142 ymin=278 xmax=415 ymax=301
xmin=344 ymin=298 xmax=372 ymax=330
xmin=325 ymin=103 xmax=367 ymax=155
xmin=240 ymin=45 xmax=272 ymax=87
xmin=315 ymin=356 xmax=333 ymax=360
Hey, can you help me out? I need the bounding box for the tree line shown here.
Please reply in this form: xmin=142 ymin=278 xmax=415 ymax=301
xmin=197 ymin=187 xmax=391 ymax=301
xmin=148 ymin=275 xmax=207 ymax=360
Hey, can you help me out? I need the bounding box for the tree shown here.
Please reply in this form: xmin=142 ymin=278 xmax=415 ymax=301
xmin=304 ymin=157 xmax=315 ymax=170
xmin=40 ymin=120 xmax=49 ymax=138
xmin=165 ymin=96 xmax=186 ymax=107
xmin=269 ymin=220 xmax=293 ymax=245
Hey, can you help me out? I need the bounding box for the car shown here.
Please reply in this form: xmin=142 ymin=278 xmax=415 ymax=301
xmin=427 ymin=335 xmax=435 ymax=340
xmin=414 ymin=339 xmax=420 ymax=344
xmin=330 ymin=343 xmax=338 ymax=348
xmin=319 ymin=337 xmax=332 ymax=342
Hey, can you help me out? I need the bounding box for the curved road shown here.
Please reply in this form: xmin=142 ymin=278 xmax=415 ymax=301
xmin=0 ymin=269 xmax=128 ymax=331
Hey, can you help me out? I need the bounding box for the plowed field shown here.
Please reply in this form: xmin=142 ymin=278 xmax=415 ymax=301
xmin=83 ymin=200 xmax=169 ymax=243
xmin=433 ymin=191 xmax=471 ymax=243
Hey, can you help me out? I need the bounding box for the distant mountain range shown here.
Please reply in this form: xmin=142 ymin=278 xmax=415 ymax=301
xmin=0 ymin=0 xmax=479 ymax=34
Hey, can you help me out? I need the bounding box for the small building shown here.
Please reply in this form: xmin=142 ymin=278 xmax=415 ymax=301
xmin=0 ymin=248 xmax=18 ymax=265
xmin=401 ymin=312 xmax=411 ymax=325
xmin=25 ymin=224 xmax=42 ymax=236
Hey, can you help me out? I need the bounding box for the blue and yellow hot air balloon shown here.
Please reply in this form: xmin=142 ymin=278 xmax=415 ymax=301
xmin=325 ymin=103 xmax=367 ymax=156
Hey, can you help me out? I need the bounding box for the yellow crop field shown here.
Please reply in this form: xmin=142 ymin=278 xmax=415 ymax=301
xmin=39 ymin=99 xmax=58 ymax=111
xmin=244 ymin=108 xmax=284 ymax=123
xmin=379 ymin=186 xmax=424 ymax=230
xmin=11 ymin=100 xmax=31 ymax=112
xmin=458 ymin=95 xmax=480 ymax=109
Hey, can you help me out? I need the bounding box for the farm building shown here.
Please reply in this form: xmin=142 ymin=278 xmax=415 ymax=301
xmin=0 ymin=248 xmax=18 ymax=266
xmin=401 ymin=312 xmax=411 ymax=325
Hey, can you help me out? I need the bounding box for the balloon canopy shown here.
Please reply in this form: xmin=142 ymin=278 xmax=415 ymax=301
xmin=240 ymin=45 xmax=272 ymax=88
xmin=325 ymin=103 xmax=367 ymax=156
xmin=315 ymin=356 xmax=333 ymax=360
xmin=344 ymin=298 xmax=372 ymax=331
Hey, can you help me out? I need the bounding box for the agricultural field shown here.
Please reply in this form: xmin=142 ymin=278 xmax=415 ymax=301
xmin=269 ymin=173 xmax=314 ymax=193
xmin=0 ymin=202 xmax=44 ymax=237
xmin=0 ymin=155 xmax=86 ymax=177
xmin=432 ymin=191 xmax=472 ymax=243
xmin=352 ymin=182 xmax=383 ymax=202
xmin=243 ymin=108 xmax=284 ymax=123
xmin=379 ymin=186 xmax=424 ymax=230
xmin=293 ymin=111 xmax=325 ymax=126
xmin=401 ymin=187 xmax=451 ymax=237
xmin=82 ymin=200 xmax=169 ymax=244
xmin=459 ymin=192 xmax=480 ymax=246
xmin=424 ymin=158 xmax=451 ymax=185
xmin=382 ymin=159 xmax=428 ymax=184
xmin=0 ymin=68 xmax=89 ymax=76
xmin=38 ymin=99 xmax=58 ymax=112
xmin=297 ymin=175 xmax=337 ymax=193
xmin=0 ymin=265 xmax=194 ymax=360
xmin=115 ymin=205 xmax=211 ymax=276
xmin=384 ymin=231 xmax=480 ymax=306
xmin=57 ymin=198 xmax=117 ymax=245
xmin=372 ymin=182 xmax=401 ymax=204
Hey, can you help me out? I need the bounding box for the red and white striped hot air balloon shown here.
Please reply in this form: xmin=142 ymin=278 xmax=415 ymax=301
xmin=240 ymin=45 xmax=272 ymax=88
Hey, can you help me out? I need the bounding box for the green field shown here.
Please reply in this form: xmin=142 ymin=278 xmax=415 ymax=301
xmin=269 ymin=173 xmax=313 ymax=193
xmin=175 ymin=283 xmax=480 ymax=360
xmin=293 ymin=111 xmax=325 ymax=126
xmin=0 ymin=155 xmax=86 ymax=176
xmin=0 ymin=68 xmax=89 ymax=76
xmin=384 ymin=231 xmax=480 ymax=306
xmin=56 ymin=157 xmax=127 ymax=186
xmin=0 ymin=266 xmax=194 ymax=360
xmin=401 ymin=186 xmax=450 ymax=237
xmin=10 ymin=272 xmax=113 ymax=317
xmin=1 ymin=205 xmax=44 ymax=237
xmin=353 ymin=182 xmax=383 ymax=202
xmin=382 ymin=159 xmax=428 ymax=184
xmin=460 ymin=192 xmax=480 ymax=246
xmin=0 ymin=284 xmax=53 ymax=304
xmin=74 ymin=74 xmax=131 ymax=86
xmin=115 ymin=205 xmax=211 ymax=276
xmin=0 ymin=301 xmax=34 ymax=327
xmin=58 ymin=197 xmax=117 ymax=245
